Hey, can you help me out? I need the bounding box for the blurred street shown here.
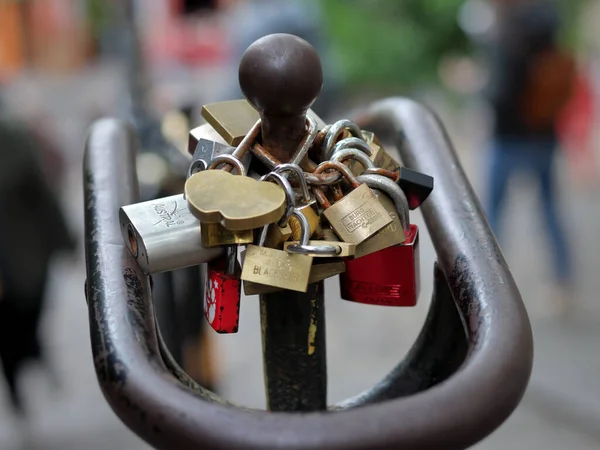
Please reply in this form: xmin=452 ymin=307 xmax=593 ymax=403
xmin=0 ymin=62 xmax=599 ymax=449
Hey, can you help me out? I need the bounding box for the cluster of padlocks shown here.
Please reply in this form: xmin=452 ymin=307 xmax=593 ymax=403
xmin=120 ymin=98 xmax=433 ymax=334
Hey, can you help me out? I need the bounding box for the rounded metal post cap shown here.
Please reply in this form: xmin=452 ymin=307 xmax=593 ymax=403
xmin=239 ymin=33 xmax=323 ymax=117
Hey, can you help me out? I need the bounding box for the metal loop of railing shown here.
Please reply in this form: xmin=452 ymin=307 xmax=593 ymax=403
xmin=83 ymin=97 xmax=533 ymax=450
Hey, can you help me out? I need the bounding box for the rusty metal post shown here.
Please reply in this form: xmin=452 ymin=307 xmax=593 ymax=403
xmin=260 ymin=282 xmax=327 ymax=412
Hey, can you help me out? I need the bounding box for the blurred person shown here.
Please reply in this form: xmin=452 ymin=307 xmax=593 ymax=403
xmin=477 ymin=0 xmax=577 ymax=313
xmin=0 ymin=101 xmax=75 ymax=417
xmin=221 ymin=0 xmax=342 ymax=119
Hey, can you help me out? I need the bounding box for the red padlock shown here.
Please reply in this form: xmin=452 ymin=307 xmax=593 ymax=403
xmin=204 ymin=247 xmax=241 ymax=333
xmin=340 ymin=224 xmax=420 ymax=306
xmin=340 ymin=173 xmax=421 ymax=307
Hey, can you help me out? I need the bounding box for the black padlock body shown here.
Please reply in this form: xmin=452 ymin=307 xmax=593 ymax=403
xmin=397 ymin=167 xmax=434 ymax=210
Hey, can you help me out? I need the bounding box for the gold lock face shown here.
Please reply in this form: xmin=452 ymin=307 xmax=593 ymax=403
xmin=201 ymin=223 xmax=254 ymax=247
xmin=288 ymin=204 xmax=320 ymax=241
xmin=201 ymin=100 xmax=260 ymax=146
xmin=201 ymin=99 xmax=327 ymax=146
xmin=241 ymin=245 xmax=313 ymax=292
xmin=354 ymin=191 xmax=406 ymax=258
xmin=243 ymin=259 xmax=345 ymax=295
xmin=283 ymin=240 xmax=356 ymax=257
xmin=322 ymin=184 xmax=392 ymax=245
xmin=185 ymin=170 xmax=286 ymax=231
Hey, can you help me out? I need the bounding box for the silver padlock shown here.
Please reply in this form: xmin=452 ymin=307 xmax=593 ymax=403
xmin=120 ymin=194 xmax=223 ymax=274
xmin=187 ymin=138 xmax=252 ymax=179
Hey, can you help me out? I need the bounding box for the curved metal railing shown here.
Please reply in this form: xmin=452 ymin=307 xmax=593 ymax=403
xmin=83 ymin=98 xmax=533 ymax=449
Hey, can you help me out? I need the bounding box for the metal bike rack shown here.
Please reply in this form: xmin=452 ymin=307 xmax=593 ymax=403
xmin=84 ymin=97 xmax=533 ymax=449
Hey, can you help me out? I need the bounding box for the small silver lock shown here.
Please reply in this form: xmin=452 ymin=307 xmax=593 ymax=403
xmin=188 ymin=138 xmax=252 ymax=179
xmin=119 ymin=194 xmax=223 ymax=274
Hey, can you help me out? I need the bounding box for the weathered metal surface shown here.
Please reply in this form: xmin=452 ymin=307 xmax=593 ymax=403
xmin=260 ymin=283 xmax=327 ymax=412
xmin=84 ymin=96 xmax=533 ymax=449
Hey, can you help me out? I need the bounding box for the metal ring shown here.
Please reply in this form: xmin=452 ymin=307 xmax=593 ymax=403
xmin=232 ymin=119 xmax=261 ymax=160
xmin=330 ymin=148 xmax=375 ymax=172
xmin=321 ymin=119 xmax=363 ymax=161
xmin=285 ymin=210 xmax=340 ymax=256
xmin=330 ymin=137 xmax=372 ymax=157
xmin=313 ymin=161 xmax=361 ymax=189
xmin=208 ymin=154 xmax=246 ymax=176
xmin=290 ymin=115 xmax=318 ymax=166
xmin=274 ymin=163 xmax=311 ymax=203
xmin=304 ymin=171 xmax=343 ymax=186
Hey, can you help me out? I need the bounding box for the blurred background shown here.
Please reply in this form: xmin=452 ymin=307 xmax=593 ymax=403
xmin=1 ymin=0 xmax=600 ymax=448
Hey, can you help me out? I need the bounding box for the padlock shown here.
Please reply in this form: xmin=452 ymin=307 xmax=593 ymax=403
xmin=288 ymin=204 xmax=320 ymax=241
xmin=255 ymin=171 xmax=295 ymax=248
xmin=395 ymin=166 xmax=434 ymax=210
xmin=240 ymin=183 xmax=315 ymax=293
xmin=187 ymin=138 xmax=251 ymax=180
xmin=272 ymin=163 xmax=320 ymax=240
xmin=204 ymin=246 xmax=242 ymax=333
xmin=186 ymin=156 xmax=287 ymax=231
xmin=352 ymin=174 xmax=408 ymax=259
xmin=241 ymin=224 xmax=313 ymax=293
xmin=314 ymin=161 xmax=392 ymax=245
xmin=340 ymin=174 xmax=420 ymax=307
xmin=200 ymin=99 xmax=326 ymax=147
xmin=119 ymin=194 xmax=223 ymax=274
xmin=188 ymin=123 xmax=227 ymax=156
xmin=243 ymin=259 xmax=345 ymax=296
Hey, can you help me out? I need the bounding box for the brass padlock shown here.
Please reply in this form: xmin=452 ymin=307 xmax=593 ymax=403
xmin=185 ymin=157 xmax=286 ymax=231
xmin=187 ymin=138 xmax=251 ymax=180
xmin=241 ymin=221 xmax=313 ymax=293
xmin=271 ymin=163 xmax=320 ymax=241
xmin=314 ymin=161 xmax=392 ymax=245
xmin=243 ymin=259 xmax=345 ymax=296
xmin=260 ymin=170 xmax=297 ymax=249
xmin=353 ymin=175 xmax=408 ymax=259
xmin=289 ymin=205 xmax=320 ymax=241
xmin=201 ymin=99 xmax=327 ymax=146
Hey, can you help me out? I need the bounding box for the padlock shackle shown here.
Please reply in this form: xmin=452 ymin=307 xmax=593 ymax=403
xmin=260 ymin=171 xmax=295 ymax=225
xmin=321 ymin=119 xmax=363 ymax=161
xmin=330 ymin=148 xmax=375 ymax=171
xmin=330 ymin=137 xmax=373 ymax=158
xmin=84 ymin=96 xmax=532 ymax=449
xmin=356 ymin=173 xmax=410 ymax=231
